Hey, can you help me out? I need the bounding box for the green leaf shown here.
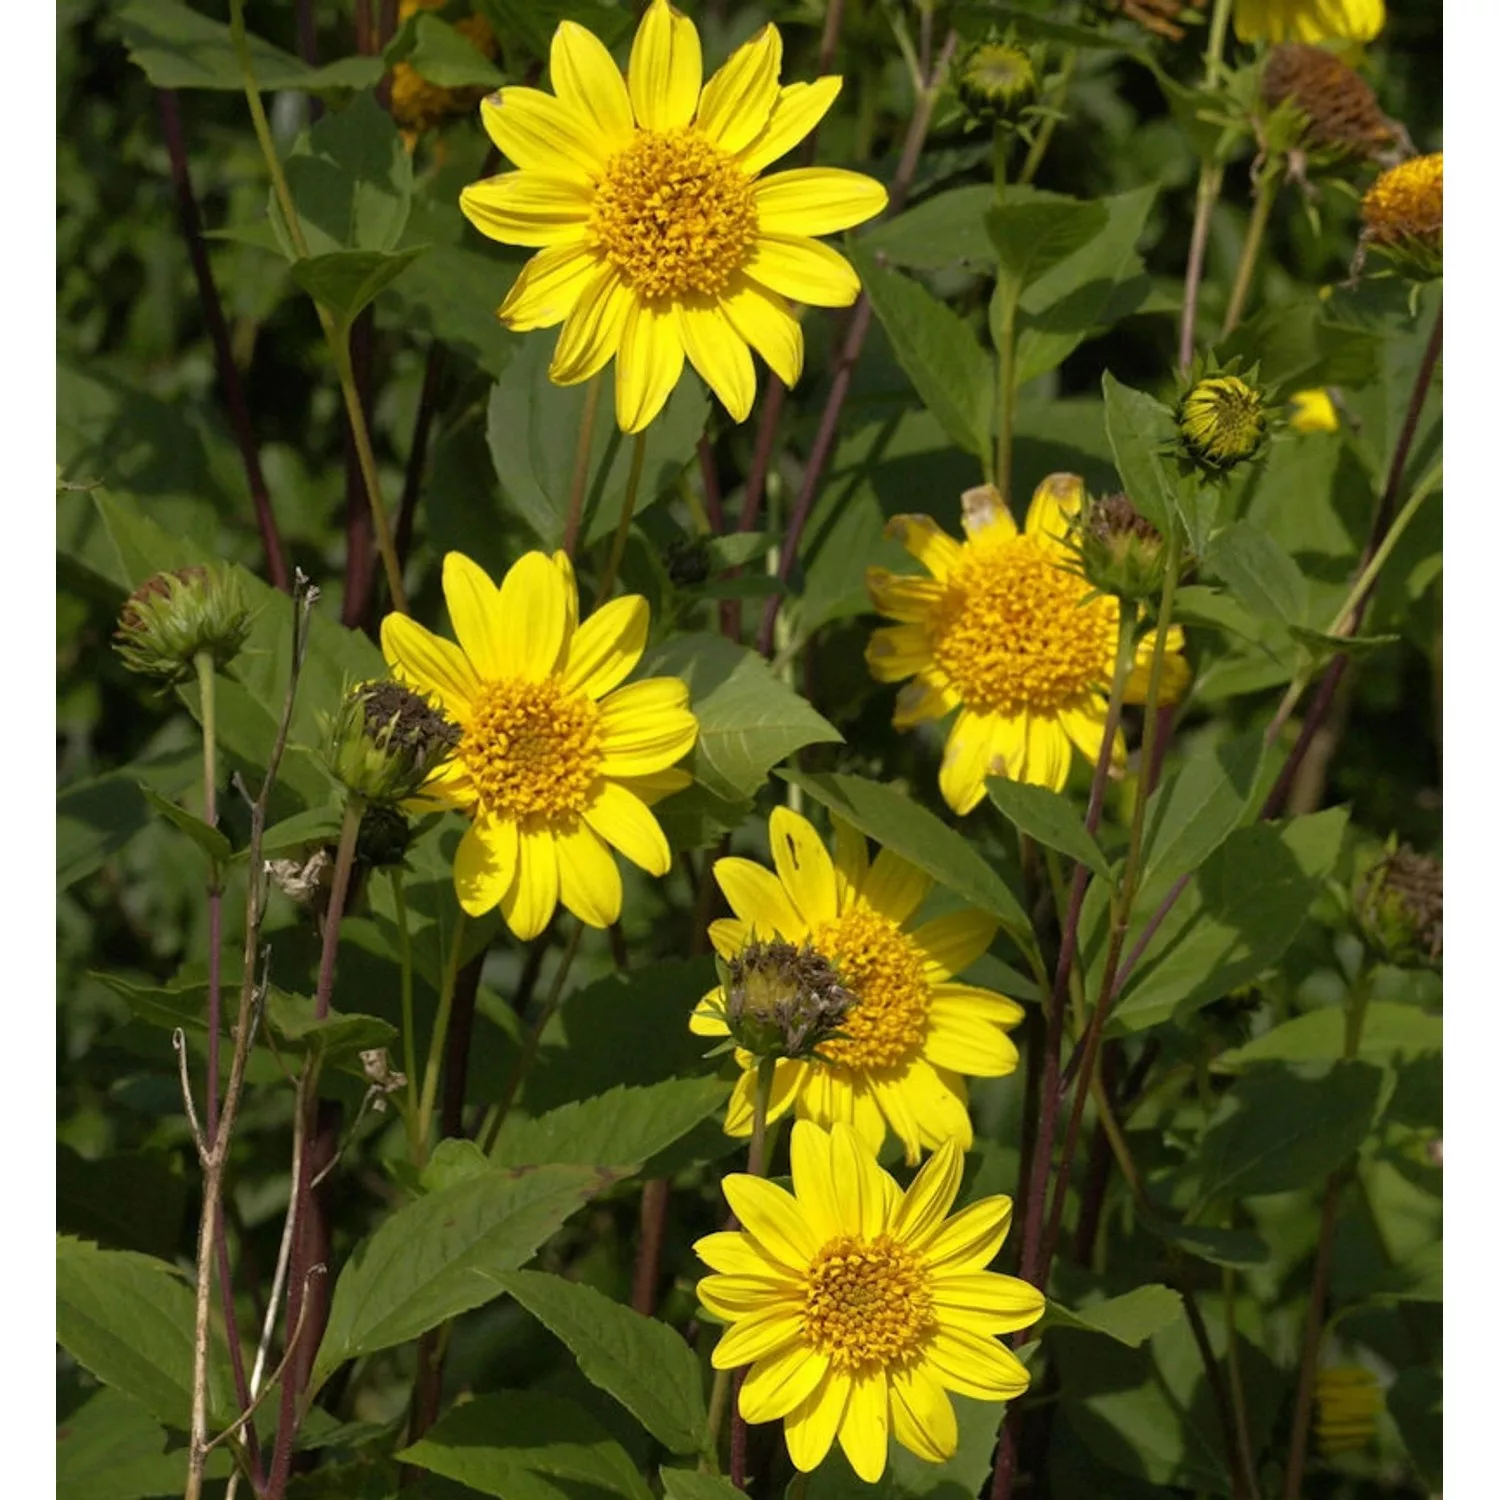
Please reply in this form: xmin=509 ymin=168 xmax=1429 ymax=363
xmin=492 ymin=1270 xmax=707 ymax=1454
xmin=263 ymin=991 xmax=398 ymax=1067
xmin=419 ymin=1138 xmax=493 ymax=1195
xmin=1196 ymin=1061 xmax=1383 ymax=1203
xmin=848 ymin=247 xmax=995 ymax=461
xmin=703 ymin=532 xmax=773 ymax=570
xmin=57 ymin=1147 xmax=188 ymax=1260
xmin=1217 ymin=1003 xmax=1442 ymax=1071
xmin=1140 ymin=1214 xmax=1271 ymax=1268
xmin=1101 ymin=372 xmax=1178 ymax=537
xmin=312 ymin=1163 xmax=607 ymax=1392
xmin=117 ymin=0 xmax=385 ymax=93
xmin=139 ymin=785 xmax=231 ymax=865
xmin=639 ymin=634 xmax=841 ymax=804
xmin=58 ymin=747 xmax=199 ymax=891
xmin=1286 ymin=622 xmax=1401 ymax=660
xmin=660 ymin=1473 xmax=741 ymax=1500
xmin=784 ymin=770 xmax=1033 ymax=950
xmin=1109 ymin=808 xmax=1349 ymax=1033
xmin=271 ymin=92 xmax=414 ymax=258
xmin=1206 ymin=522 xmax=1309 ymax=627
xmin=1387 ymin=1368 xmax=1442 ymax=1490
xmin=987 ymin=780 xmax=1112 ymax=881
xmin=388 ymin=244 xmax=517 ymax=383
xmin=1138 ymin=730 xmax=1265 ymax=891
xmin=259 ymin=804 xmax=347 ymax=858
xmin=482 ymin=0 xmax=634 ymax=57
xmin=399 ymin=1390 xmax=653 ymax=1500
xmin=493 ymin=1077 xmax=730 ymax=1172
xmin=861 ymin=185 xmax=997 ymax=270
xmin=988 ymin=197 xmax=1109 ymax=299
xmin=1044 ymin=1286 xmax=1183 ymax=1347
xmin=56 ymin=1236 xmax=232 ymax=1430
xmin=288 ymin=247 xmax=428 ymax=328
xmin=56 ymin=1386 xmax=230 ymax=1500
xmin=385 ymin=11 xmax=505 ymax=88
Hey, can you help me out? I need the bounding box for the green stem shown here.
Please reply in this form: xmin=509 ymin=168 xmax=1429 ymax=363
xmin=1221 ymin=159 xmax=1283 ymax=339
xmin=1204 ymin=0 xmax=1234 ymax=86
xmin=227 ymin=0 xmax=306 ymax=259
xmin=595 ymin=432 xmax=647 ymax=605
xmin=1019 ymin=48 xmax=1077 ymax=186
xmin=561 ymin=377 xmax=603 ymax=558
xmin=391 ymin=868 xmax=419 ymax=1139
xmin=415 ymin=909 xmax=467 ymax=1166
xmin=195 ymin=650 xmax=218 ymax=830
xmin=701 ymin=1368 xmax=732 ymax=1474
xmin=992 ymin=123 xmax=1008 ymax=200
xmin=994 ymin=285 xmax=1019 ymax=501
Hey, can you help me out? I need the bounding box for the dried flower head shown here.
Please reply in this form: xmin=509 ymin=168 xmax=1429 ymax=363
xmin=722 ymin=936 xmax=856 ymax=1062
xmin=1262 ymin=43 xmax=1395 ymax=158
xmin=1179 ymin=374 xmax=1268 ymax=469
xmin=114 ymin=565 xmax=251 ymax=684
xmin=1106 ymin=0 xmax=1189 ymax=42
xmin=1354 ymin=843 xmax=1442 ymax=966
xmin=326 ymin=679 xmax=460 ymax=807
xmin=1073 ymin=491 xmax=1171 ymax=602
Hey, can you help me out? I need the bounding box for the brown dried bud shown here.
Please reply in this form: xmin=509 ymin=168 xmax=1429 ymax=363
xmin=1262 ymin=44 xmax=1396 ymax=159
xmin=1354 ymin=844 xmax=1442 ymax=966
xmin=723 ymin=938 xmax=857 ymax=1062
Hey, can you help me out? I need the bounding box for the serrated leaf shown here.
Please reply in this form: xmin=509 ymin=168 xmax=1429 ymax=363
xmin=987 ymin=779 xmax=1112 ymax=881
xmin=385 ymin=11 xmax=504 ymax=88
xmin=312 ymin=1164 xmax=608 ymax=1392
xmin=57 ymin=1147 xmax=188 ymax=1260
xmin=1138 ymin=730 xmax=1265 ymax=890
xmin=988 ymin=197 xmax=1109 ymax=298
xmin=1140 ymin=1214 xmax=1271 ymax=1268
xmin=783 ymin=770 xmax=1033 ymax=950
xmin=419 ymin=1138 xmax=492 ymax=1194
xmin=493 ymin=1077 xmax=730 ymax=1172
xmin=289 ymin=247 xmax=428 ymax=327
xmin=139 ymin=785 xmax=231 ymax=864
xmin=263 ymin=991 xmax=397 ymax=1065
xmin=258 ymin=804 xmax=346 ymax=858
xmin=56 ymin=1386 xmax=230 ymax=1500
xmin=1044 ymin=1286 xmax=1183 ymax=1346
xmin=849 ymin=246 xmax=994 ymax=461
xmin=660 ymin=1473 xmax=741 ymax=1500
xmin=1206 ymin=522 xmax=1309 ymax=627
xmin=1286 ymin=622 xmax=1401 ymax=660
xmin=639 ymin=634 xmax=840 ymax=803
xmin=1101 ymin=372 xmax=1178 ymax=536
xmin=861 ymin=185 xmax=998 ymax=269
xmin=1216 ymin=1003 xmax=1442 ymax=1072
xmin=492 ymin=1271 xmax=707 ymax=1454
xmin=399 ymin=1390 xmax=653 ymax=1500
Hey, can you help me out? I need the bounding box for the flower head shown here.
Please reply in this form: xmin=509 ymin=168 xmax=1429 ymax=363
xmin=1361 ymin=153 xmax=1442 ymax=276
xmin=1315 ymin=1366 xmax=1382 ymax=1454
xmin=1179 ymin=374 xmax=1268 ymax=469
xmin=1072 ymin=490 xmax=1171 ymax=603
xmin=865 ymin=477 xmax=1189 ymax=815
xmin=691 ymin=807 xmax=1023 ymax=1164
xmin=721 ymin=937 xmax=856 ymax=1062
xmin=459 ymin=0 xmax=887 ymax=433
xmin=114 ymin=565 xmax=251 ymax=685
xmin=1353 ymin=843 xmax=1442 ymax=966
xmin=1261 ymin=43 xmax=1395 ymax=159
xmin=1234 ymin=0 xmax=1385 ymax=46
xmin=1288 ymin=387 xmax=1340 ymax=433
xmin=381 ymin=551 xmax=697 ymax=938
xmin=696 ymin=1121 xmax=1043 ymax=1482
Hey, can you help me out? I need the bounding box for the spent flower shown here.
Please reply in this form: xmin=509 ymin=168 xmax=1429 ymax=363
xmin=720 ymin=937 xmax=856 ymax=1062
xmin=114 ymin=565 xmax=251 ymax=685
xmin=326 ymin=679 xmax=461 ymax=808
xmin=1072 ymin=490 xmax=1172 ymax=603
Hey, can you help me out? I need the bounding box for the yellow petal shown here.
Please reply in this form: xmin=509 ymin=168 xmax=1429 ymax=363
xmin=380 ymin=612 xmax=480 ymax=720
xmin=889 ymin=1366 xmax=957 ymax=1464
xmin=496 ymin=550 xmax=572 ymax=680
xmin=939 ymin=709 xmax=1003 ymax=817
xmin=582 ymin=779 xmax=671 ymax=876
xmin=838 ymin=1370 xmax=891 ymax=1484
xmin=724 ymin=1056 xmax=805 ymax=1136
xmin=859 ymin=847 xmax=932 ymax=926
xmin=561 ymin=594 xmax=649 ymax=699
xmin=1125 ymin=629 xmax=1192 ymax=706
xmin=550 ymin=20 xmax=635 ymax=151
xmin=1016 ymin=713 xmax=1072 ymax=793
xmin=678 ymin=301 xmax=756 ymax=422
xmin=867 ymin=566 xmax=945 ymax=623
xmin=788 ymin=1121 xmax=843 ymax=1243
xmin=911 ymin=909 xmax=997 ymax=980
xmin=440 ymin=551 xmax=503 ymax=681
xmin=742 ymin=233 xmax=860 ymax=307
xmin=713 ymin=857 xmax=807 ymax=939
xmin=628 ymin=0 xmax=701 ymax=134
xmin=694 ymin=1229 xmax=777 ymax=1276
xmin=924 ymin=1326 xmax=1031 ymax=1399
xmin=696 ymin=25 xmax=782 ymax=154
xmin=892 ymin=1136 xmax=965 ymax=1248
xmin=615 ymin=298 xmax=687 ymax=433
xmin=500 ymin=242 xmax=602 ymax=333
xmin=829 ymin=1120 xmax=892 ymax=1241
xmin=784 ymin=1371 xmax=851 ymax=1474
xmin=1022 ymin=472 xmax=1084 ymax=555
xmin=930 ymin=1272 xmax=1046 ymax=1334
xmin=768 ymin=806 xmax=839 ymax=928
xmin=707 ymin=917 xmax=748 ymax=960
xmin=479 ymin=88 xmax=609 ymax=178
xmin=869 ymin=1072 xmax=927 ymax=1167
xmin=831 ymin=816 xmax=869 ymax=907
xmin=710 ymin=1308 xmax=803 ymax=1369
xmin=555 ymin=818 xmax=622 ymax=928
xmin=886 ymin=514 xmax=964 ymax=578
xmin=689 ymin=989 xmax=729 ymax=1036
xmin=929 ymin=983 xmax=1025 ymax=1028
xmin=865 ymin=623 xmax=931 ymax=684
xmin=698 ymin=1272 xmax=799 ymax=1321
xmin=612 ymin=767 xmax=691 ymax=807
xmin=720 ymin=277 xmax=803 ymax=388
xmin=755 ymin=167 xmax=888 ymax=236
xmin=900 ymin=1059 xmax=974 ymax=1153
xmin=923 ymin=1196 xmax=1014 ymax=1272
xmin=459 ymin=171 xmax=592 ymax=249
xmin=737 ymin=77 xmax=842 ymax=177
xmin=924 ymin=1011 xmax=1020 ymax=1077
xmin=598 ymin=713 xmax=698 ymax=778
xmin=500 ymin=825 xmax=559 ymax=940
xmin=893 ymin=676 xmax=960 ymax=730
xmin=452 ymin=817 xmax=519 ymax=917
xmin=549 ymin=265 xmax=633 ymax=384
xmin=1059 ymin=700 xmax=1126 ymax=777
xmin=721 ymin=1175 xmax=819 ymax=1267
xmin=740 ymin=1342 xmax=829 ymax=1424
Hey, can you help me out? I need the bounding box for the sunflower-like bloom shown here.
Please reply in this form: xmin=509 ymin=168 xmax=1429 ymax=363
xmin=690 ymin=807 xmax=1022 ymax=1164
xmin=696 ymin=1121 xmax=1043 ymax=1482
xmin=1289 ymin=387 xmax=1340 ymax=433
xmin=1233 ymin=0 xmax=1384 ymax=45
xmin=381 ymin=551 xmax=697 ymax=939
xmin=459 ymin=0 xmax=888 ymax=434
xmin=865 ymin=477 xmax=1190 ymax=816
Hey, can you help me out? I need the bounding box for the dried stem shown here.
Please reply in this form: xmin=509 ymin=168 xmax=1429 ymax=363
xmin=1181 ymin=1286 xmax=1251 ymax=1500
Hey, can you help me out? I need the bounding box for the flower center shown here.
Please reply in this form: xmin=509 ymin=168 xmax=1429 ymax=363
xmin=802 ymin=1233 xmax=934 ymax=1371
xmin=811 ymin=905 xmax=930 ymax=1073
xmin=590 ymin=129 xmax=758 ymax=302
xmin=460 ymin=678 xmax=603 ymax=820
xmin=928 ymin=537 xmax=1118 ymax=716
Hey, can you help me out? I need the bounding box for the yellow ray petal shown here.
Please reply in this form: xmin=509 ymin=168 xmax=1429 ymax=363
xmin=928 ymin=984 xmax=1025 ymax=1028
xmin=890 ymin=1366 xmax=957 ymax=1464
xmin=710 ymin=1306 xmax=803 ymax=1369
xmin=721 ymin=277 xmax=803 ymax=388
xmin=901 ymin=1059 xmax=975 ymax=1151
xmin=707 ymin=917 xmax=748 ymax=960
xmin=678 ymin=301 xmax=756 ymax=422
xmin=911 ymin=909 xmax=997 ymax=980
xmin=740 ymin=1341 xmax=829 ymax=1424
xmin=550 ymin=20 xmax=635 ymax=151
xmin=628 ymin=0 xmax=702 ymax=134
xmin=561 ymin=594 xmax=649 ymax=699
xmin=555 ymin=818 xmax=622 ymax=928
xmin=597 ymin=714 xmax=698 ymax=777
xmin=615 ymin=297 xmax=686 ymax=433
xmin=474 ymin=550 xmax=570 ymax=681
xmin=698 ymin=1272 xmax=799 ymax=1321
xmin=1016 ymin=712 xmax=1072 ymax=793
xmin=930 ymin=1272 xmax=1046 ymax=1334
xmin=924 ymin=1326 xmax=1031 ymax=1399
xmin=831 ymin=816 xmax=869 ymax=908
xmin=788 ymin=1121 xmax=843 ymax=1243
xmin=768 ymin=806 xmax=839 ymax=928
xmin=922 ymin=1196 xmax=1014 ymax=1273
xmin=865 ymin=623 xmax=932 ymax=684
xmin=838 ymin=1370 xmax=891 ymax=1483
xmin=859 ymin=847 xmax=932 ymax=927
xmin=452 ymin=816 xmax=519 ymax=917
xmin=924 ymin=1011 xmax=1020 ymax=1077
xmin=885 ymin=514 xmax=964 ymax=579
xmin=721 ymin=1175 xmax=819 ymax=1267
xmin=737 ymin=77 xmax=842 ymax=177
xmin=893 ymin=676 xmax=960 ymax=730
xmin=724 ymin=1056 xmax=805 ymax=1135
xmin=1022 ymin=472 xmax=1084 ymax=556
xmin=869 ymin=1071 xmax=929 ymax=1166
xmin=500 ymin=825 xmax=559 ymax=940
xmin=742 ymin=233 xmax=860 ymax=307
xmin=694 ymin=1228 xmax=783 ymax=1276
xmin=891 ymin=1136 xmax=965 ymax=1248
xmin=712 ymin=858 xmax=807 ymax=939
xmin=459 ymin=171 xmax=592 ymax=249
xmin=582 ymin=778 xmax=671 ymax=876
xmin=829 ymin=1121 xmax=892 ymax=1240
xmin=939 ymin=708 xmax=1003 ymax=816
xmin=784 ymin=1371 xmax=851 ymax=1474
xmin=689 ymin=989 xmax=729 ymax=1036
xmin=755 ymin=167 xmax=888 ymax=236
xmin=610 ymin=767 xmax=691 ymax=807
xmin=867 ymin=566 xmax=945 ymax=623
xmin=696 ymin=25 xmax=782 ymax=154
xmin=499 ymin=241 xmax=602 ymax=333
xmin=1059 ymin=699 xmax=1126 ymax=777
xmin=380 ymin=612 xmax=480 ymax=719
xmin=480 ymin=88 xmax=610 ymax=178
xmin=549 ymin=265 xmax=633 ymax=384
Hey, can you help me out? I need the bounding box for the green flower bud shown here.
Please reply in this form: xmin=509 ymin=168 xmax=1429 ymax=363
xmin=723 ymin=938 xmax=856 ymax=1062
xmin=956 ymin=41 xmax=1036 ymax=121
xmin=1178 ymin=375 xmax=1268 ymax=470
xmin=1074 ymin=491 xmax=1172 ymax=602
xmin=325 ymin=679 xmax=459 ymax=807
xmin=114 ymin=565 xmax=251 ymax=684
xmin=1354 ymin=844 xmax=1442 ymax=967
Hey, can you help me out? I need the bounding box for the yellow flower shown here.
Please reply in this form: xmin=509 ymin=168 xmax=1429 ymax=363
xmin=458 ymin=0 xmax=888 ymax=434
xmin=381 ymin=551 xmax=697 ymax=939
xmin=1361 ymin=153 xmax=1443 ymax=247
xmin=696 ymin=1121 xmax=1043 ymax=1482
xmin=1315 ymin=1366 xmax=1382 ymax=1454
xmin=865 ymin=478 xmax=1190 ymax=816
xmin=1289 ymin=387 xmax=1340 ymax=433
xmin=690 ymin=807 xmax=1022 ymax=1164
xmin=1233 ymin=0 xmax=1384 ymax=44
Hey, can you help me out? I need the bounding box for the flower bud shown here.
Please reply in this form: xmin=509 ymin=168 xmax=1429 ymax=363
xmin=1288 ymin=387 xmax=1339 ymax=434
xmin=1074 ymin=491 xmax=1170 ymax=602
xmin=1353 ymin=843 xmax=1442 ymax=966
xmin=723 ymin=938 xmax=856 ymax=1062
xmin=114 ymin=565 xmax=251 ymax=685
xmin=1315 ymin=1367 xmax=1382 ymax=1456
xmin=956 ymin=41 xmax=1036 ymax=122
xmin=325 ymin=679 xmax=459 ymax=807
xmin=1178 ymin=375 xmax=1268 ymax=470
xmin=1360 ymin=152 xmax=1442 ymax=278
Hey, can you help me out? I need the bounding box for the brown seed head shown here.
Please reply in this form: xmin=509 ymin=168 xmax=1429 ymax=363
xmin=1262 ymin=44 xmax=1395 ymax=159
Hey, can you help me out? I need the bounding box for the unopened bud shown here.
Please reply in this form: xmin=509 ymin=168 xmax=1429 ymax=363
xmin=1354 ymin=844 xmax=1442 ymax=967
xmin=723 ymin=938 xmax=856 ymax=1062
xmin=114 ymin=565 xmax=251 ymax=684
xmin=325 ymin=679 xmax=459 ymax=807
xmin=1179 ymin=375 xmax=1268 ymax=470
xmin=956 ymin=41 xmax=1036 ymax=122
